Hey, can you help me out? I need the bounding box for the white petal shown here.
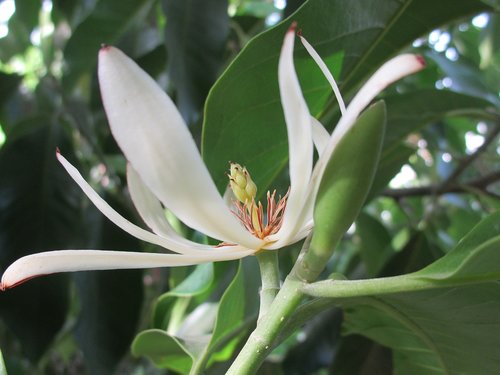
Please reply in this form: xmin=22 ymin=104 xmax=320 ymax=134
xmin=303 ymin=54 xmax=426 ymax=226
xmin=127 ymin=166 xmax=245 ymax=252
xmin=127 ymin=163 xmax=175 ymax=237
xmin=272 ymin=25 xmax=314 ymax=246
xmin=299 ymin=34 xmax=346 ymax=115
xmin=0 ymin=247 xmax=255 ymax=290
xmin=58 ymin=152 xmax=228 ymax=255
xmin=98 ymin=46 xmax=262 ymax=250
xmin=311 ymin=117 xmax=329 ymax=155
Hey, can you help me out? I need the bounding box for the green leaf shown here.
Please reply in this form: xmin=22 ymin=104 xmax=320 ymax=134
xmin=202 ymin=0 xmax=491 ymax=193
xmin=133 ymin=261 xmax=251 ymax=373
xmin=343 ymin=283 xmax=500 ymax=374
xmin=189 ymin=261 xmax=248 ymax=372
xmin=62 ymin=0 xmax=154 ymax=90
xmin=338 ymin=0 xmax=491 ymax=91
xmin=416 ymin=211 xmax=500 ymax=281
xmin=132 ymin=330 xmax=194 ymax=374
xmin=163 ymin=0 xmax=229 ymax=124
xmin=303 ymin=212 xmax=500 ymax=373
xmin=205 ymin=261 xmax=246 ymax=354
xmin=153 ymin=263 xmax=215 ymax=329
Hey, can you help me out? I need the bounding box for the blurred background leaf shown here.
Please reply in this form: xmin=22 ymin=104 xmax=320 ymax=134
xmin=163 ymin=0 xmax=229 ymax=125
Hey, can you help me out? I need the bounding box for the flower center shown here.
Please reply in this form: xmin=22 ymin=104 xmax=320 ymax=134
xmin=228 ymin=163 xmax=289 ymax=240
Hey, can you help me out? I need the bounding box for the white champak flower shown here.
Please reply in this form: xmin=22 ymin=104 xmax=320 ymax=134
xmin=0 ymin=24 xmax=424 ymax=290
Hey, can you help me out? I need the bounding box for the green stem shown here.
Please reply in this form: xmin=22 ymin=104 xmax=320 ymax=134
xmin=256 ymin=250 xmax=280 ymax=320
xmin=227 ymin=235 xmax=331 ymax=375
xmin=226 ymin=276 xmax=304 ymax=375
xmin=301 ymin=274 xmax=465 ymax=299
xmin=294 ymin=230 xmax=338 ymax=283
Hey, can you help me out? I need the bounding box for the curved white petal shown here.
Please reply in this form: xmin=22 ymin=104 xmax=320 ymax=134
xmin=311 ymin=117 xmax=329 ymax=155
xmin=271 ymin=25 xmax=314 ymax=246
xmin=127 ymin=166 xmax=252 ymax=252
xmin=299 ymin=35 xmax=346 ymax=115
xmin=301 ymin=54 xmax=426 ymax=226
xmin=0 ymin=247 xmax=255 ymax=290
xmin=58 ymin=152 xmax=230 ymax=255
xmin=127 ymin=163 xmax=175 ymax=237
xmin=98 ymin=46 xmax=261 ymax=250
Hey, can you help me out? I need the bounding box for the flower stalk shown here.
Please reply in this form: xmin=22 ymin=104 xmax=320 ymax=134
xmin=256 ymin=250 xmax=280 ymax=320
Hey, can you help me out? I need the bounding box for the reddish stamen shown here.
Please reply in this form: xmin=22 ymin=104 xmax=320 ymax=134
xmin=231 ymin=188 xmax=290 ymax=240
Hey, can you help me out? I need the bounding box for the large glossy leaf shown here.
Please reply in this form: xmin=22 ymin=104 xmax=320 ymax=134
xmin=163 ymin=0 xmax=229 ymax=124
xmin=202 ymin=0 xmax=491 ymax=193
xmin=303 ymin=211 xmax=500 ymax=374
xmin=344 ymin=282 xmax=500 ymax=374
xmin=0 ymin=125 xmax=80 ymax=361
xmin=62 ymin=0 xmax=154 ymax=90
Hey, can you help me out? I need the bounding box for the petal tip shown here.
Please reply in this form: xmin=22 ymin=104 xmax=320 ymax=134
xmin=288 ymin=21 xmax=297 ymax=33
xmin=100 ymin=44 xmax=113 ymax=53
xmin=415 ymin=54 xmax=426 ymax=68
xmin=1 ymin=273 xmax=44 ymax=290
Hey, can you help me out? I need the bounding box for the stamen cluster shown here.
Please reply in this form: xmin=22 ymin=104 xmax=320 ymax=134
xmin=233 ymin=189 xmax=289 ymax=240
xmin=228 ymin=163 xmax=289 ymax=240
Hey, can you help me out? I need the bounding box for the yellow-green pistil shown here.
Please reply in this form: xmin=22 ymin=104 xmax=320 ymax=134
xmin=228 ymin=163 xmax=289 ymax=240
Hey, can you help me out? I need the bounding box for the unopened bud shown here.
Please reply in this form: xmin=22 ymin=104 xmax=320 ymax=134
xmin=228 ymin=163 xmax=257 ymax=203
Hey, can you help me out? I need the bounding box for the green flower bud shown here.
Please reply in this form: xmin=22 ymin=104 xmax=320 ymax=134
xmin=229 ymin=163 xmax=257 ymax=203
